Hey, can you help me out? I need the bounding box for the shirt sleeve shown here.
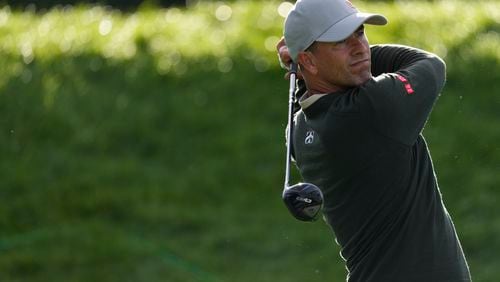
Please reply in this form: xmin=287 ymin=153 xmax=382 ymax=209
xmin=360 ymin=44 xmax=446 ymax=146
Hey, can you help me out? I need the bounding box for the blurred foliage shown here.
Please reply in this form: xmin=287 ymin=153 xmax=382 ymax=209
xmin=0 ymin=1 xmax=499 ymax=282
xmin=3 ymin=0 xmax=187 ymax=10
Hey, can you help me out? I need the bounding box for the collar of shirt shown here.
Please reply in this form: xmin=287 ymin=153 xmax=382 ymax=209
xmin=299 ymin=92 xmax=329 ymax=110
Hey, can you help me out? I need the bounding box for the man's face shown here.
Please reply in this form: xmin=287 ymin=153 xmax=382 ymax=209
xmin=308 ymin=25 xmax=372 ymax=90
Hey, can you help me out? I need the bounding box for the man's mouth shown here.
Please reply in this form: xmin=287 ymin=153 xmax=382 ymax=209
xmin=350 ymin=59 xmax=370 ymax=67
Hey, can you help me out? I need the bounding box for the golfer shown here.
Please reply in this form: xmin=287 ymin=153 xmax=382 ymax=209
xmin=277 ymin=0 xmax=472 ymax=281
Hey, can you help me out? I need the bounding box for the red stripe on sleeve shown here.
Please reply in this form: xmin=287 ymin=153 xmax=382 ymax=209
xmin=396 ymin=74 xmax=414 ymax=95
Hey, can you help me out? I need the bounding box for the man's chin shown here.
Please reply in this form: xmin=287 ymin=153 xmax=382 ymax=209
xmin=353 ymin=72 xmax=373 ymax=86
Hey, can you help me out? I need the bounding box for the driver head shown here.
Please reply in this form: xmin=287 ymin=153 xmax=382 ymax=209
xmin=283 ymin=182 xmax=323 ymax=221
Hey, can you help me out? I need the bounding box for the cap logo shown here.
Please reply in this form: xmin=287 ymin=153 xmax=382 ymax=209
xmin=345 ymin=0 xmax=357 ymax=10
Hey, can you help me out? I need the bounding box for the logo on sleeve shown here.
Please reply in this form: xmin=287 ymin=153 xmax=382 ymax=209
xmin=396 ymin=74 xmax=414 ymax=95
xmin=305 ymin=131 xmax=315 ymax=145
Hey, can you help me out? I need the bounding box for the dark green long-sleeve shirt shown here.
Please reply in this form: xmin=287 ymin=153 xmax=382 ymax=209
xmin=292 ymin=45 xmax=471 ymax=281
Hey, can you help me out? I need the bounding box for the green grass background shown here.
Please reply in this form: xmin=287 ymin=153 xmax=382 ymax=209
xmin=0 ymin=1 xmax=499 ymax=281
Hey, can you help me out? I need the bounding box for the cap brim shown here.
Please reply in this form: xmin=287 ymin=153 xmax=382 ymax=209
xmin=316 ymin=13 xmax=387 ymax=43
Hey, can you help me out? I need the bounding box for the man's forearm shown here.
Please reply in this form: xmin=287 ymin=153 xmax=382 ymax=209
xmin=370 ymin=44 xmax=444 ymax=79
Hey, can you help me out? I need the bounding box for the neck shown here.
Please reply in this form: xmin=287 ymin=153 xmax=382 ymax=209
xmin=304 ymin=80 xmax=346 ymax=96
xmin=301 ymin=70 xmax=348 ymax=95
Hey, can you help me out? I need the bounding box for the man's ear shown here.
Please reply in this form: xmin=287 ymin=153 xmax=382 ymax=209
xmin=297 ymin=52 xmax=317 ymax=75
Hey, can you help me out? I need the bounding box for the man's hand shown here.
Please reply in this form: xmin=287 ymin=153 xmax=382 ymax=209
xmin=277 ymin=37 xmax=292 ymax=70
xmin=276 ymin=37 xmax=303 ymax=80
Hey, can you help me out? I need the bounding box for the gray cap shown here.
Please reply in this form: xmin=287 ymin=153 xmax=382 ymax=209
xmin=284 ymin=0 xmax=388 ymax=61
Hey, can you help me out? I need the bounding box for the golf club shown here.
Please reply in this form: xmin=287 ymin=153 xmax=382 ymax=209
xmin=282 ymin=63 xmax=324 ymax=222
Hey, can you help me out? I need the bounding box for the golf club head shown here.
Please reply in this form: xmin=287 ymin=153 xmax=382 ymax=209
xmin=283 ymin=183 xmax=323 ymax=222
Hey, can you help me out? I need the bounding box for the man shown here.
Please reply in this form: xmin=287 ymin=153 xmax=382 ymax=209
xmin=276 ymin=0 xmax=472 ymax=281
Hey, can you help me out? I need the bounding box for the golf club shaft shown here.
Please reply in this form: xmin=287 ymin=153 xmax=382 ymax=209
xmin=284 ymin=63 xmax=298 ymax=190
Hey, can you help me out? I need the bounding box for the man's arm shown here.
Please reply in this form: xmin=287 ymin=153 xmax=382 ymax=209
xmin=362 ymin=45 xmax=446 ymax=145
